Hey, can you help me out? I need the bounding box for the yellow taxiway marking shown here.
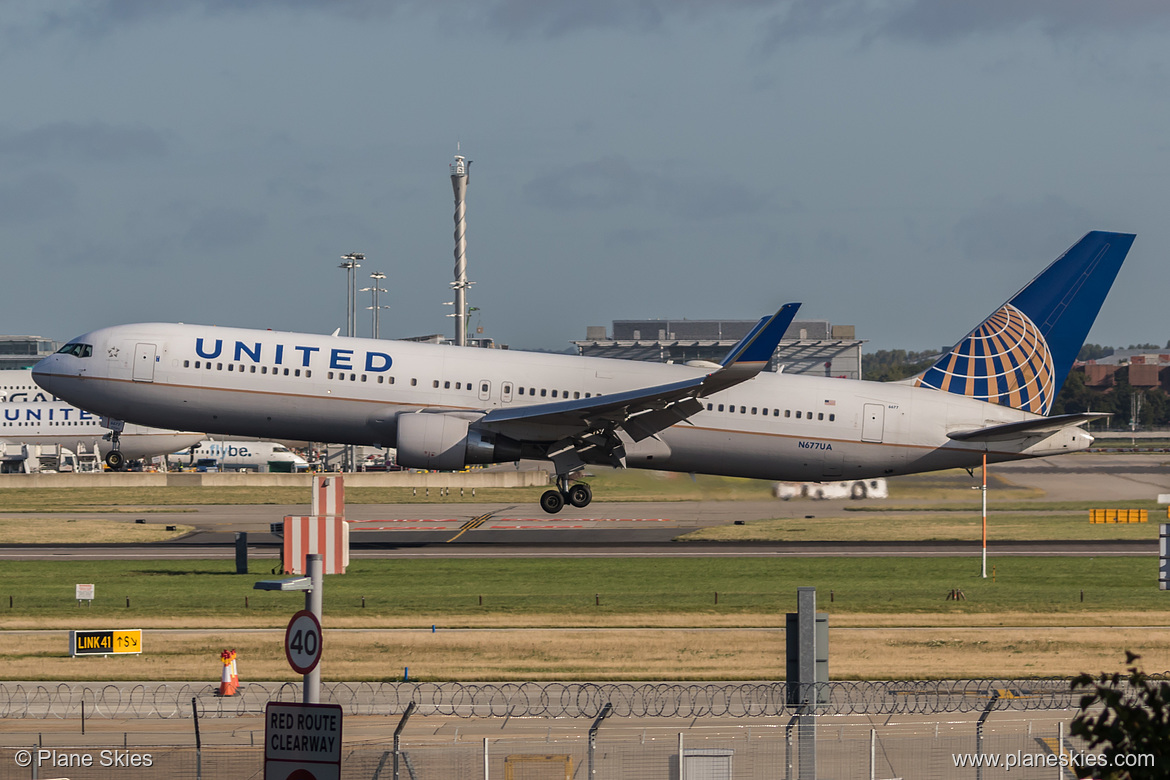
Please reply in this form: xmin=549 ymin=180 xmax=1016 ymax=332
xmin=445 ymin=511 xmax=496 ymax=543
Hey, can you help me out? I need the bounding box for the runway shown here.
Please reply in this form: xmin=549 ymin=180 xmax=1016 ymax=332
xmin=0 ymin=452 xmax=1165 ymax=559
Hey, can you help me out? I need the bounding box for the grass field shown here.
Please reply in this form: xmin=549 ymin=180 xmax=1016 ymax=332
xmin=2 ymin=556 xmax=1168 ymax=680
xmin=3 ymin=557 xmax=1163 ymax=624
xmin=1 ymin=463 xmax=1166 ymax=681
xmin=0 ymin=470 xmax=777 ymax=512
xmin=681 ymin=508 xmax=1162 ymax=542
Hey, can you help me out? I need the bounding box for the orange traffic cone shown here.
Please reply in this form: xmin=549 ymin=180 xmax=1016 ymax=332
xmin=217 ymin=649 xmax=237 ymax=697
xmin=229 ymin=649 xmax=239 ymax=690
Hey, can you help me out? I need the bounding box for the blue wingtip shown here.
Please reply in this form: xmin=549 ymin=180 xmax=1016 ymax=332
xmin=724 ymin=303 xmax=801 ymax=367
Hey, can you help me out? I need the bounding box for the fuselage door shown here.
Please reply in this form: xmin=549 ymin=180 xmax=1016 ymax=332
xmin=132 ymin=343 xmax=157 ymax=383
xmin=478 ymin=380 xmax=491 ymax=402
xmin=501 ymin=382 xmax=513 ymax=404
xmin=861 ymin=403 xmax=884 ymax=443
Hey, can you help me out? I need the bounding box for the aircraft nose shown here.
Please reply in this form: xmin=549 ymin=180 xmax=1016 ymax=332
xmin=32 ymin=355 xmax=63 ymax=391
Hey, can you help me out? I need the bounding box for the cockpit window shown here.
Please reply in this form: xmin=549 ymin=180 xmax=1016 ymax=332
xmin=56 ymin=343 xmax=93 ymax=358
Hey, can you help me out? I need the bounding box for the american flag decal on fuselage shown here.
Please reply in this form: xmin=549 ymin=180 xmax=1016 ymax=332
xmin=914 ymin=303 xmax=1055 ymax=415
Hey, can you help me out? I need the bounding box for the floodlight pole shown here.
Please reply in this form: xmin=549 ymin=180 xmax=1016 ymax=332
xmin=981 ymin=452 xmax=988 ymax=579
xmin=363 ymin=271 xmax=388 ymax=339
xmin=339 ymin=254 xmax=363 ymax=472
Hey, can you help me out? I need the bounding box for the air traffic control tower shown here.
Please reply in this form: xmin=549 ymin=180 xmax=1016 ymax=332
xmin=450 ymin=153 xmax=472 ymax=347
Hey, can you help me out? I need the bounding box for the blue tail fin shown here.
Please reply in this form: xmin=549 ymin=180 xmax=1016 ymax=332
xmin=914 ymin=231 xmax=1135 ymax=415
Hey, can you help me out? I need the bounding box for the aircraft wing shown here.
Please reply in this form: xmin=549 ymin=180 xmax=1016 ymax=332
xmin=946 ymin=412 xmax=1110 ymax=442
xmin=479 ymin=303 xmax=800 ymax=444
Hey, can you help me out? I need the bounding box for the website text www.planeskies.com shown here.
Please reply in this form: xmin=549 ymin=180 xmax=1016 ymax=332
xmin=953 ymin=749 xmax=1155 ymax=773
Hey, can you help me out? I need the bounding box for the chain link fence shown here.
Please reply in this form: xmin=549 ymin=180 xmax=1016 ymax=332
xmin=0 ymin=678 xmax=1091 ymax=719
xmin=1 ymin=723 xmax=1101 ymax=780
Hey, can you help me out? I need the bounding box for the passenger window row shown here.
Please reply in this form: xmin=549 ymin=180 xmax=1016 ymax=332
xmin=180 ymin=361 xmax=605 ymax=405
xmin=516 ymin=387 xmax=594 ymax=399
xmin=705 ymin=402 xmax=835 ymax=422
xmin=185 ymin=360 xmax=308 ymax=377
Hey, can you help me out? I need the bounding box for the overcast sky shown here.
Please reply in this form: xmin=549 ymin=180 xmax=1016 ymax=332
xmin=4 ymin=1 xmax=1167 ymax=354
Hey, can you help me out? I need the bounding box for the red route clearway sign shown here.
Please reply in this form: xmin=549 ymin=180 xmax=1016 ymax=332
xmin=264 ymin=701 xmax=343 ymax=780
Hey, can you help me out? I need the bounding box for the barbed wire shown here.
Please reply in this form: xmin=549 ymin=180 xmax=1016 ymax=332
xmin=0 ymin=678 xmax=1122 ymax=720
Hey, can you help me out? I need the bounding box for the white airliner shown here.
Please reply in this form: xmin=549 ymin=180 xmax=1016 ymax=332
xmin=0 ymin=369 xmax=57 ymax=402
xmin=33 ymin=232 xmax=1134 ymax=512
xmin=1 ymin=400 xmax=205 ymax=465
xmin=170 ymin=439 xmax=309 ymax=472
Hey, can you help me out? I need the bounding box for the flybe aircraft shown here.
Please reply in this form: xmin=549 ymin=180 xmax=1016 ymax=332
xmin=170 ymin=439 xmax=309 ymax=472
xmin=33 ymin=231 xmax=1133 ymax=512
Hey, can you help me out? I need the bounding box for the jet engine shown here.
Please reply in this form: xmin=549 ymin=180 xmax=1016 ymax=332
xmin=395 ymin=412 xmax=522 ymax=471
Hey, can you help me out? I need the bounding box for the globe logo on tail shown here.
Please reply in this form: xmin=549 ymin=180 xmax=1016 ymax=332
xmin=915 ymin=304 xmax=1055 ymax=415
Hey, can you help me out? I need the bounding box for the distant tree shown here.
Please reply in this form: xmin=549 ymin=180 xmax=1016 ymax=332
xmin=1050 ymin=370 xmax=1097 ymax=416
xmin=1070 ymin=652 xmax=1170 ymax=779
xmin=1078 ymin=344 xmax=1114 ymax=361
xmin=1128 ymin=343 xmax=1161 ymax=351
xmin=863 ymin=349 xmax=937 ymax=382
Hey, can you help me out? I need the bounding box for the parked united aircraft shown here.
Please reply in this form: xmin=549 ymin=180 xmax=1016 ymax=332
xmin=0 ymin=369 xmax=57 ymax=402
xmin=33 ymin=231 xmax=1133 ymax=512
xmin=1 ymin=400 xmax=205 ymax=464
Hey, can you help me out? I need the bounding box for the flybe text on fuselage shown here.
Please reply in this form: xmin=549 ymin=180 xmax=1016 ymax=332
xmin=193 ymin=337 xmax=393 ymax=373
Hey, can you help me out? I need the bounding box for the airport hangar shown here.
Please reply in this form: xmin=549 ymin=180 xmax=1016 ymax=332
xmin=573 ymin=317 xmax=863 ymax=379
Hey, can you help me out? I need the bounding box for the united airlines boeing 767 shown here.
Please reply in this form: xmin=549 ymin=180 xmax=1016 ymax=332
xmin=33 ymin=231 xmax=1134 ymax=512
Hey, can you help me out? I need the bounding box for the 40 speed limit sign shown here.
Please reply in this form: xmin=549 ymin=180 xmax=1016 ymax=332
xmin=284 ymin=610 xmax=323 ymax=675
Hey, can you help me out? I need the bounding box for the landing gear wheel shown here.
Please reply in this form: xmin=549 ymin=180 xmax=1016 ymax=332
xmin=105 ymin=450 xmax=126 ymax=471
xmin=566 ymin=483 xmax=592 ymax=508
xmin=539 ymin=489 xmax=565 ymax=514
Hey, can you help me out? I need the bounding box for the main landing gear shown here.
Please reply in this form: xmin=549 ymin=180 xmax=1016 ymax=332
xmin=539 ymin=475 xmax=593 ymax=514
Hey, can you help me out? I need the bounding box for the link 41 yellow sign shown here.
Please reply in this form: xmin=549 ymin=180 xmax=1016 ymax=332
xmin=69 ymin=630 xmax=143 ymax=656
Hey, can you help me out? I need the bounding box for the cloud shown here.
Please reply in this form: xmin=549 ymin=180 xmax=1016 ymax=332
xmin=525 ymin=155 xmax=771 ymax=220
xmin=0 ymin=173 xmax=77 ymax=224
xmin=26 ymin=0 xmax=773 ymax=39
xmin=523 ymin=156 xmax=643 ymax=211
xmin=182 ymin=207 xmax=268 ymax=251
xmin=952 ymin=194 xmax=1095 ymax=265
xmin=759 ymin=0 xmax=1170 ymax=48
xmin=0 ymin=122 xmax=170 ymax=164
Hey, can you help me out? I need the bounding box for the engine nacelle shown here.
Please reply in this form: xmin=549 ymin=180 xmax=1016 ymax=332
xmin=395 ymin=412 xmax=522 ymax=471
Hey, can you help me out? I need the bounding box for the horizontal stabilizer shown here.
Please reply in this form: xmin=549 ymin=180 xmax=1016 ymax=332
xmin=947 ymin=412 xmax=1109 ymax=442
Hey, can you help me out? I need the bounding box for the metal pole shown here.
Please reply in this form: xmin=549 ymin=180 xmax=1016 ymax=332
xmin=339 ymin=254 xmax=363 ymax=473
xmin=483 ymin=737 xmax=489 ymax=780
xmin=367 ymin=272 xmax=387 ymax=339
xmin=191 ymin=697 xmax=202 ymax=780
xmin=797 ymin=587 xmax=817 ymax=780
xmin=393 ymin=701 xmax=416 ymax=780
xmin=975 ymin=690 xmax=999 ymax=780
xmin=304 ymin=553 xmax=323 ymax=704
xmin=678 ymin=732 xmax=685 ymax=780
xmin=588 ymin=703 xmax=612 ymax=778
xmin=1057 ymin=722 xmax=1064 ymax=779
xmin=869 ymin=728 xmax=875 ymax=780
xmin=981 ymin=451 xmax=988 ymax=579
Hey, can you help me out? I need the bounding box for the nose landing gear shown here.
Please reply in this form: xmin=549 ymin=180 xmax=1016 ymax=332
xmin=101 ymin=418 xmax=127 ymax=471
